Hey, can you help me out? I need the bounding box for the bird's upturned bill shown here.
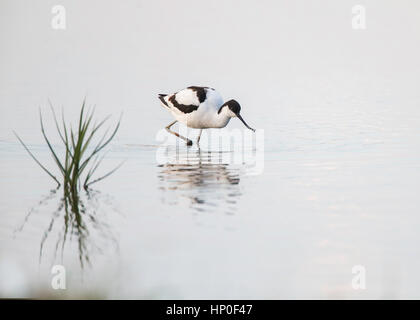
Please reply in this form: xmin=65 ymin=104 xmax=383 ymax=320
xmin=237 ymin=114 xmax=256 ymax=132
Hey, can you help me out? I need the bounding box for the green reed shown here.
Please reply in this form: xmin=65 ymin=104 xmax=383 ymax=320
xmin=14 ymin=100 xmax=122 ymax=268
xmin=14 ymin=100 xmax=122 ymax=191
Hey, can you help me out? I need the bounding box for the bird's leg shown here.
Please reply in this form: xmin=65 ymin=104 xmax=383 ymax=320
xmin=165 ymin=120 xmax=193 ymax=146
xmin=196 ymin=129 xmax=203 ymax=145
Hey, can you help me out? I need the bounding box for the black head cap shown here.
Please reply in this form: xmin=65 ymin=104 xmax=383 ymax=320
xmin=218 ymin=99 xmax=241 ymax=114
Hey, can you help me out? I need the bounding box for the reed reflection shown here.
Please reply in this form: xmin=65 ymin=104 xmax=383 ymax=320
xmin=16 ymin=186 xmax=119 ymax=269
xmin=158 ymin=148 xmax=242 ymax=215
xmin=14 ymin=102 xmax=121 ymax=269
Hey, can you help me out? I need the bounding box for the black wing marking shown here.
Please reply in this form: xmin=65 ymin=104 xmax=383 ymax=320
xmin=158 ymin=94 xmax=168 ymax=107
xmin=169 ymin=94 xmax=199 ymax=114
xmin=187 ymin=86 xmax=208 ymax=103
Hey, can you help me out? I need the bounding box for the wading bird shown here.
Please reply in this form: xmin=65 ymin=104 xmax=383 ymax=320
xmin=158 ymin=86 xmax=255 ymax=146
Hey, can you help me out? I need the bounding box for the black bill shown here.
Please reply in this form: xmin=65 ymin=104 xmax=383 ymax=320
xmin=237 ymin=114 xmax=256 ymax=132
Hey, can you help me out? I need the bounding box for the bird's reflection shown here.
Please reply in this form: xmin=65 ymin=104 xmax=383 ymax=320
xmin=158 ymin=148 xmax=242 ymax=215
xmin=16 ymin=185 xmax=118 ymax=269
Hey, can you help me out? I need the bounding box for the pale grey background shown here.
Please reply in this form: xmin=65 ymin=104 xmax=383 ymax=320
xmin=1 ymin=0 xmax=420 ymax=298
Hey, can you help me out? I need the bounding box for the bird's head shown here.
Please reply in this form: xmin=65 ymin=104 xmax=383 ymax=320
xmin=218 ymin=99 xmax=255 ymax=132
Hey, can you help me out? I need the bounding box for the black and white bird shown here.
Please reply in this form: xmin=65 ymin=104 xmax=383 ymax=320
xmin=158 ymin=86 xmax=255 ymax=146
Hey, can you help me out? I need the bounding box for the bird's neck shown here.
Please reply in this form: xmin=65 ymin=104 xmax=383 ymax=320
xmin=212 ymin=110 xmax=231 ymax=128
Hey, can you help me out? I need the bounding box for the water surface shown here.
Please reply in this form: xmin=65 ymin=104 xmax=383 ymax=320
xmin=1 ymin=0 xmax=420 ymax=299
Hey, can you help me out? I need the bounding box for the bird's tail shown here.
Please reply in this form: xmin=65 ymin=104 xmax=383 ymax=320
xmin=158 ymin=94 xmax=169 ymax=108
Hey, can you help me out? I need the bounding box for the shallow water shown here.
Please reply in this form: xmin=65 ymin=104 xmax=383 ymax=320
xmin=1 ymin=0 xmax=420 ymax=299
xmin=2 ymin=99 xmax=420 ymax=299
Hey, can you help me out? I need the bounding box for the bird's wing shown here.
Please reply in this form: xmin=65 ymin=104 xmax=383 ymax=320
xmin=166 ymin=87 xmax=209 ymax=114
xmin=158 ymin=94 xmax=169 ymax=108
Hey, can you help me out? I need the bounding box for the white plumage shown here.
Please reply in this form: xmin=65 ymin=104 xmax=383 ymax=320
xmin=158 ymin=86 xmax=255 ymax=146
